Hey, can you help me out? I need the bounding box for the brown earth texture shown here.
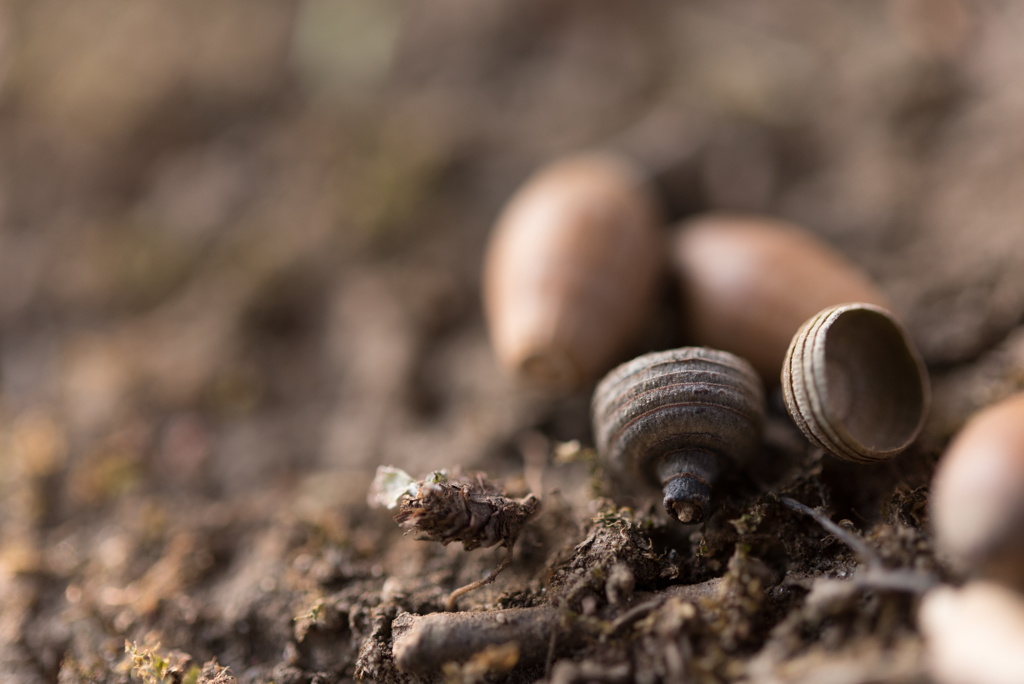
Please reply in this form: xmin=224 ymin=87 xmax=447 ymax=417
xmin=1 ymin=1 xmax=1024 ymax=683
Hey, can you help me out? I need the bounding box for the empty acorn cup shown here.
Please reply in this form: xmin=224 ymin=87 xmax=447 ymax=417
xmin=592 ymin=347 xmax=766 ymax=524
xmin=781 ymin=303 xmax=930 ymax=463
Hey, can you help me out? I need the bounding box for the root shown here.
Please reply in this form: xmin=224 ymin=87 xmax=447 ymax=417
xmin=446 ymin=544 xmax=515 ymax=611
xmin=781 ymin=496 xmax=937 ymax=593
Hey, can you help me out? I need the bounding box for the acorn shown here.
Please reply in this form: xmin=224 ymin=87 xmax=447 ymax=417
xmin=671 ymin=214 xmax=889 ymax=386
xmin=483 ymin=153 xmax=664 ymax=392
xmin=592 ymin=347 xmax=765 ymax=524
xmin=781 ymin=303 xmax=930 ymax=463
xmin=931 ymin=393 xmax=1024 ymax=588
xmin=919 ymin=581 xmax=1024 ymax=684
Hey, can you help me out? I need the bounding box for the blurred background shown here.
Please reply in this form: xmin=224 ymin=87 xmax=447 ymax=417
xmin=2 ymin=0 xmax=1024 ymax=681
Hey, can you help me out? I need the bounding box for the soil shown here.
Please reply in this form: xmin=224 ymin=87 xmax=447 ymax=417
xmin=1 ymin=1 xmax=1023 ymax=683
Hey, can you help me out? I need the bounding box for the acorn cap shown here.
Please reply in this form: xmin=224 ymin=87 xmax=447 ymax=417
xmin=593 ymin=347 xmax=765 ymax=488
xmin=781 ymin=303 xmax=929 ymax=463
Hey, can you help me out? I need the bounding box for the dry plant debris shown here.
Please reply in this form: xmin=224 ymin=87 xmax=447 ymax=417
xmin=374 ymin=467 xmax=540 ymax=610
xmin=124 ymin=641 xmax=235 ymax=684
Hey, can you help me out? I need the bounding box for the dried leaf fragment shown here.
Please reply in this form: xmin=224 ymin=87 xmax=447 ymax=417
xmin=386 ymin=468 xmax=540 ymax=609
xmin=393 ymin=470 xmax=538 ymax=551
xmin=369 ymin=465 xmax=419 ymax=510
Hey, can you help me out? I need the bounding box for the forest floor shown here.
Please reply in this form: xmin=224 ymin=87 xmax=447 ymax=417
xmin=2 ymin=1 xmax=1024 ymax=683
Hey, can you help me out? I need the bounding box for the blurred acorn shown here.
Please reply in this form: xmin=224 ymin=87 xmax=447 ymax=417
xmin=781 ymin=303 xmax=929 ymax=463
xmin=931 ymin=393 xmax=1024 ymax=588
xmin=483 ymin=153 xmax=664 ymax=391
xmin=919 ymin=581 xmax=1024 ymax=684
xmin=671 ymin=214 xmax=889 ymax=386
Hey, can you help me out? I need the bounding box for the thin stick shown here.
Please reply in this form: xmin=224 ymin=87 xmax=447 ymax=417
xmin=446 ymin=544 xmax=516 ymax=611
xmin=610 ymin=597 xmax=664 ymax=633
xmin=520 ymin=431 xmax=548 ymax=503
xmin=780 ymin=496 xmax=879 ymax=565
xmin=544 ymin=612 xmax=559 ymax=679
xmin=782 ymin=497 xmax=939 ymax=594
xmin=855 ymin=567 xmax=937 ymax=594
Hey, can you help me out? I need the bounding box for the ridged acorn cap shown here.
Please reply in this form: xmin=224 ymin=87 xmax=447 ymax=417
xmin=781 ymin=303 xmax=929 ymax=463
xmin=592 ymin=347 xmax=765 ymax=487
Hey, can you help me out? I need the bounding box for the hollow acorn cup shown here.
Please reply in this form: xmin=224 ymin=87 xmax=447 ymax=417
xmin=592 ymin=347 xmax=765 ymax=524
xmin=782 ymin=303 xmax=929 ymax=463
xmin=931 ymin=393 xmax=1024 ymax=589
xmin=672 ymin=214 xmax=889 ymax=386
xmin=483 ymin=153 xmax=664 ymax=392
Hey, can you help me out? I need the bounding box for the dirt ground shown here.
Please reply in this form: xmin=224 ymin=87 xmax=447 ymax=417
xmin=2 ymin=1 xmax=1024 ymax=682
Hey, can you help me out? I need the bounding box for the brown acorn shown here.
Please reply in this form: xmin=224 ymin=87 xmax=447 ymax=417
xmin=931 ymin=393 xmax=1024 ymax=589
xmin=592 ymin=347 xmax=765 ymax=524
xmin=671 ymin=214 xmax=889 ymax=386
xmin=483 ymin=153 xmax=664 ymax=391
xmin=781 ymin=303 xmax=930 ymax=463
xmin=919 ymin=581 xmax=1024 ymax=684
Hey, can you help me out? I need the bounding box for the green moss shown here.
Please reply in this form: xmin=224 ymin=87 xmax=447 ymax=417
xmin=125 ymin=641 xmax=199 ymax=684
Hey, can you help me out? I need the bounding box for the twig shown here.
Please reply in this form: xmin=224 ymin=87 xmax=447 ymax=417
xmin=855 ymin=566 xmax=938 ymax=594
xmin=610 ymin=597 xmax=663 ymax=633
xmin=393 ymin=605 xmax=565 ymax=674
xmin=781 ymin=496 xmax=938 ymax=594
xmin=446 ymin=545 xmax=516 ymax=611
xmin=545 ymin=610 xmax=559 ymax=679
xmin=780 ymin=496 xmax=879 ymax=565
xmin=520 ymin=431 xmax=549 ymax=503
xmin=610 ymin=579 xmax=722 ymax=633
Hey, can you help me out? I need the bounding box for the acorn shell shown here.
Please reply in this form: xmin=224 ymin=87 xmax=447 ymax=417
xmin=781 ymin=303 xmax=929 ymax=463
xmin=672 ymin=214 xmax=889 ymax=386
xmin=483 ymin=153 xmax=664 ymax=391
xmin=931 ymin=393 xmax=1024 ymax=588
xmin=919 ymin=582 xmax=1024 ymax=684
xmin=592 ymin=347 xmax=765 ymax=488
